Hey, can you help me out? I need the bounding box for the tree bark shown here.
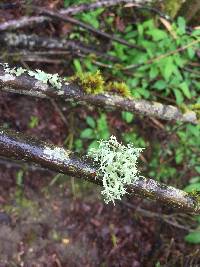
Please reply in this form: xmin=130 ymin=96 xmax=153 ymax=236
xmin=0 ymin=65 xmax=197 ymax=124
xmin=0 ymin=127 xmax=199 ymax=213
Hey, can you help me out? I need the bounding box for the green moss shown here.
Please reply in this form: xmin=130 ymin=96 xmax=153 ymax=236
xmin=106 ymin=81 xmax=131 ymax=98
xmin=189 ymin=103 xmax=200 ymax=120
xmin=70 ymin=70 xmax=105 ymax=94
xmin=163 ymin=0 xmax=183 ymax=18
xmin=188 ymin=190 xmax=200 ymax=210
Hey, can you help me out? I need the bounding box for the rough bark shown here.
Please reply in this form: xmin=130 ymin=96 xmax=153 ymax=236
xmin=0 ymin=65 xmax=197 ymax=123
xmin=0 ymin=33 xmax=118 ymax=61
xmin=0 ymin=127 xmax=199 ymax=213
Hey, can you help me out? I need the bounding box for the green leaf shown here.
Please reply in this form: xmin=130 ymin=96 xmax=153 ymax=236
xmin=179 ymin=82 xmax=191 ymax=99
xmin=73 ymin=59 xmax=82 ymax=73
xmin=187 ymin=47 xmax=195 ymax=59
xmin=149 ymin=65 xmax=159 ymax=79
xmin=80 ymin=128 xmax=95 ymax=139
xmin=146 ymin=29 xmax=168 ymax=41
xmin=88 ymin=140 xmax=99 ymax=151
xmin=160 ymin=57 xmax=174 ymax=81
xmin=185 ymin=231 xmax=200 ymax=244
xmin=184 ymin=183 xmax=200 ymax=192
xmin=153 ymin=80 xmax=167 ymax=90
xmin=177 ymin=17 xmax=186 ymax=34
xmin=122 ymin=112 xmax=134 ymax=123
xmin=86 ymin=116 xmax=96 ymax=128
xmin=173 ymin=88 xmax=184 ymax=104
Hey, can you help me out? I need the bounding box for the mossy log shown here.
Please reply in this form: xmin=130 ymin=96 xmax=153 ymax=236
xmin=0 ymin=127 xmax=199 ymax=213
xmin=0 ymin=65 xmax=198 ymax=123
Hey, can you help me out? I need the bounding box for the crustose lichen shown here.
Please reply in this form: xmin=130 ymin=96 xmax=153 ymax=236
xmin=88 ymin=136 xmax=144 ymax=204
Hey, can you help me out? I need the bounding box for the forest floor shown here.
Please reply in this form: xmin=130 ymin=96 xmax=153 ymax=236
xmin=0 ymin=93 xmax=199 ymax=267
xmin=0 ymin=1 xmax=200 ymax=266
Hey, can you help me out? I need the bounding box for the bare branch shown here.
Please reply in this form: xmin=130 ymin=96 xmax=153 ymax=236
xmin=0 ymin=33 xmax=118 ymax=62
xmin=36 ymin=7 xmax=144 ymax=50
xmin=0 ymin=0 xmax=153 ymax=32
xmin=0 ymin=127 xmax=199 ymax=213
xmin=0 ymin=65 xmax=197 ymax=123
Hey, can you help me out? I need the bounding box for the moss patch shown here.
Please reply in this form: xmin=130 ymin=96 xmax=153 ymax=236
xmin=106 ymin=81 xmax=131 ymax=98
xmin=70 ymin=70 xmax=105 ymax=94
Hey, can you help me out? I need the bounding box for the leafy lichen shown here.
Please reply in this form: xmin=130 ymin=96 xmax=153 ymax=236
xmin=88 ymin=136 xmax=144 ymax=204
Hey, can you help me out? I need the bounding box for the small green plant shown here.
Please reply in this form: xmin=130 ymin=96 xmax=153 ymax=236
xmin=28 ymin=115 xmax=39 ymax=129
xmin=79 ymin=113 xmax=110 ymax=150
xmin=88 ymin=135 xmax=144 ymax=204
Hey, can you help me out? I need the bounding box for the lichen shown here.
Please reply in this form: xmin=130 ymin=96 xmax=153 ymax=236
xmin=1 ymin=63 xmax=64 ymax=90
xmin=88 ymin=136 xmax=144 ymax=204
xmin=1 ymin=63 xmax=132 ymax=98
xmin=43 ymin=146 xmax=70 ymax=163
xmin=70 ymin=70 xmax=105 ymax=94
xmin=106 ymin=81 xmax=131 ymax=98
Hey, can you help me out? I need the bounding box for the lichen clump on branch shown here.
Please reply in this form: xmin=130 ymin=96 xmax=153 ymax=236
xmin=88 ymin=136 xmax=144 ymax=204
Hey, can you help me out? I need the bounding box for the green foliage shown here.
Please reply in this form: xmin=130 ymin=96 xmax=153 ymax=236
xmin=185 ymin=231 xmax=200 ymax=244
xmin=69 ymin=13 xmax=199 ymax=241
xmin=28 ymin=115 xmax=39 ymax=129
xmin=79 ymin=113 xmax=110 ymax=151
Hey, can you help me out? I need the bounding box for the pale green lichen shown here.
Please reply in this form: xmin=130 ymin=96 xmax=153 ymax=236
xmin=28 ymin=70 xmax=62 ymax=89
xmin=2 ymin=63 xmax=63 ymax=89
xmin=88 ymin=136 xmax=144 ymax=204
xmin=3 ymin=63 xmax=26 ymax=77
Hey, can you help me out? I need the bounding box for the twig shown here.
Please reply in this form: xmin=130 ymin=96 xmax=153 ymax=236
xmin=123 ymin=39 xmax=200 ymax=70
xmin=0 ymin=0 xmax=151 ymax=32
xmin=0 ymin=127 xmax=199 ymax=214
xmin=36 ymin=7 xmax=144 ymax=51
xmin=122 ymin=201 xmax=194 ymax=230
xmin=0 ymin=33 xmax=118 ymax=62
xmin=0 ymin=64 xmax=198 ymax=124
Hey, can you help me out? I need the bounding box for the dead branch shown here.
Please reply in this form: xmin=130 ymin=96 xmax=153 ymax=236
xmin=0 ymin=0 xmax=152 ymax=33
xmin=36 ymin=7 xmax=144 ymax=50
xmin=0 ymin=64 xmax=197 ymax=124
xmin=0 ymin=127 xmax=199 ymax=214
xmin=0 ymin=33 xmax=118 ymax=62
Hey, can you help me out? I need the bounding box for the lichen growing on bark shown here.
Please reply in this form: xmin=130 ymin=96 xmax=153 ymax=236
xmin=88 ymin=136 xmax=144 ymax=204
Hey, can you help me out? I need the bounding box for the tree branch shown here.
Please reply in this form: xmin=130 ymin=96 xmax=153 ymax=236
xmin=0 ymin=33 xmax=118 ymax=62
xmin=0 ymin=66 xmax=198 ymax=123
xmin=0 ymin=0 xmax=158 ymax=32
xmin=0 ymin=127 xmax=199 ymax=213
xmin=0 ymin=64 xmax=197 ymax=124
